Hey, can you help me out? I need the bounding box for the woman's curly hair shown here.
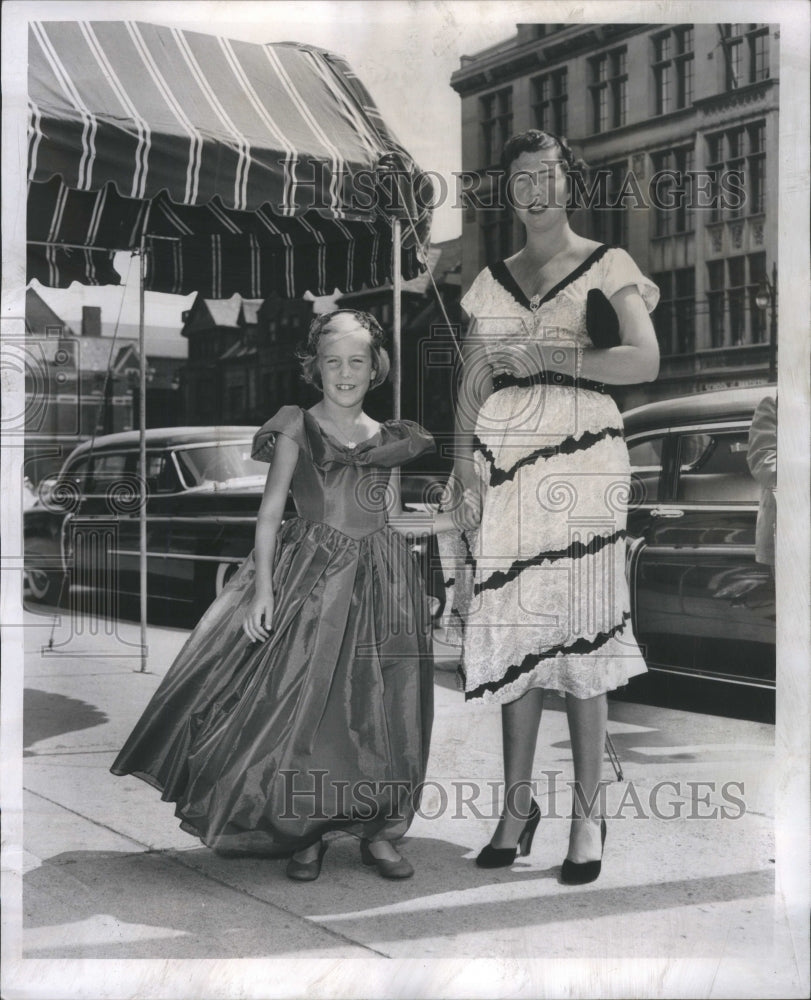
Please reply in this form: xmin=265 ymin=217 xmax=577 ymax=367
xmin=297 ymin=309 xmax=391 ymax=390
xmin=500 ymin=129 xmax=588 ymax=217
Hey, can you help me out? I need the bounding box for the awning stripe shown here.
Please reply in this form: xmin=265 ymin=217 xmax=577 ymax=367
xmin=30 ymin=21 xmax=97 ymax=190
xmin=125 ymin=21 xmax=203 ymax=203
xmin=170 ymin=26 xmax=252 ymax=210
xmin=79 ymin=21 xmax=150 ymax=199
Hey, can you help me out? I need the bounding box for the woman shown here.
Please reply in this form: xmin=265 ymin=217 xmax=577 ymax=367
xmin=440 ymin=129 xmax=660 ymax=884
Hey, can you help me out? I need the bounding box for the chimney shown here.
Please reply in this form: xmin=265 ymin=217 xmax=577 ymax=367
xmin=82 ymin=305 xmax=102 ymax=337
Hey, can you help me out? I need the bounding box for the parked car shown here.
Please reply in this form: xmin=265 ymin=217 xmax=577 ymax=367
xmin=23 ymin=425 xmax=444 ymax=618
xmin=623 ymin=384 xmax=776 ymax=691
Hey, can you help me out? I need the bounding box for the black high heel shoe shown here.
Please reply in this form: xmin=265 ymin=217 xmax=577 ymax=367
xmin=475 ymin=799 xmax=541 ymax=868
xmin=285 ymin=839 xmax=327 ymax=881
xmin=560 ymin=818 xmax=606 ymax=885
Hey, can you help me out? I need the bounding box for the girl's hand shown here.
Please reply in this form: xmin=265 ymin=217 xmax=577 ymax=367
xmin=243 ymin=591 xmax=274 ymax=643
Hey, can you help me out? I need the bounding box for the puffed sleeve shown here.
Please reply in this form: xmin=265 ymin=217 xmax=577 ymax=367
xmin=460 ymin=268 xmax=490 ymax=321
xmin=251 ymin=406 xmax=307 ymax=462
xmin=602 ymin=248 xmax=660 ymax=313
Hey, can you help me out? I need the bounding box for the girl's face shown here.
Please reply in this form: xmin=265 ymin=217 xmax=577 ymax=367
xmin=316 ymin=316 xmax=376 ymax=408
xmin=507 ymin=147 xmax=569 ymax=231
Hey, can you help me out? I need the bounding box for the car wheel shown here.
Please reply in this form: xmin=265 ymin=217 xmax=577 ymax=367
xmin=24 ymin=537 xmax=66 ymax=606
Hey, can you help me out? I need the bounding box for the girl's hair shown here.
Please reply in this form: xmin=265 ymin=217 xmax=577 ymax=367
xmin=500 ymin=129 xmax=588 ymax=217
xmin=298 ymin=309 xmax=391 ymax=391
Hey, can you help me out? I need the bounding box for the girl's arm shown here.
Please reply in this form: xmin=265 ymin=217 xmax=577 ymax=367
xmin=489 ymin=286 xmax=660 ymax=386
xmin=242 ymin=433 xmax=299 ymax=642
xmin=387 ymin=473 xmax=481 ymax=537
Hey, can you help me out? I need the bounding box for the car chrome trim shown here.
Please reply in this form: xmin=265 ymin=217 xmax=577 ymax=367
xmin=111 ymin=549 xmax=244 ymax=563
xmin=637 ymin=544 xmax=758 ymax=556
xmin=645 ymin=662 xmax=774 ymax=690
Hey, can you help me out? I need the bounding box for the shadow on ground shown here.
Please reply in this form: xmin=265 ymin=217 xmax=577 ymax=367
xmin=24 ymin=688 xmax=108 ymax=757
xmin=22 ymin=835 xmax=775 ymax=959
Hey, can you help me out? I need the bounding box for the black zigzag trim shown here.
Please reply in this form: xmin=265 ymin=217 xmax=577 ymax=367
xmin=465 ymin=612 xmax=632 ymax=701
xmin=488 ymin=425 xmax=624 ymax=488
xmin=474 ymin=529 xmax=626 ymax=596
xmin=473 ymin=435 xmax=496 ymax=472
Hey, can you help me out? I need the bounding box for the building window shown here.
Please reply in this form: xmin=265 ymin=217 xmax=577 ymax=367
xmin=589 ymin=162 xmax=628 ymax=248
xmin=748 ymin=24 xmax=770 ymax=81
xmin=481 ymin=206 xmax=513 ymax=265
xmin=652 ymin=26 xmax=694 ymax=114
xmin=650 ymin=146 xmax=694 ymax=236
xmin=720 ymin=24 xmax=771 ymax=89
xmin=480 ymin=87 xmax=513 ymax=167
xmin=651 ymin=268 xmax=695 ymax=356
xmin=705 ymin=121 xmax=765 ymax=221
xmin=706 ymin=253 xmax=767 ymax=348
xmin=531 ymin=68 xmax=568 ymax=133
xmin=589 ymin=48 xmax=627 ymax=133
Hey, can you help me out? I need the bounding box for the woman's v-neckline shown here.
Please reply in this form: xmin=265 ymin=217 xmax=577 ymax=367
xmin=490 ymin=244 xmax=610 ymax=312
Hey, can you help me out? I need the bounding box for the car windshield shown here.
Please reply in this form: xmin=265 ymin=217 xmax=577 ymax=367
xmin=175 ymin=443 xmax=267 ymax=487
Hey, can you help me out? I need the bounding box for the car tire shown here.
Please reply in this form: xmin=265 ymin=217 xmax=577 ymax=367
xmin=24 ymin=537 xmax=66 ymax=606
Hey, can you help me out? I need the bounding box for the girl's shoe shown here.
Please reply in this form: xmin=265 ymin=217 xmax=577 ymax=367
xmin=560 ymin=818 xmax=606 ymax=885
xmin=475 ymin=798 xmax=541 ymax=868
xmin=286 ymin=840 xmax=328 ymax=881
xmin=360 ymin=839 xmax=415 ymax=879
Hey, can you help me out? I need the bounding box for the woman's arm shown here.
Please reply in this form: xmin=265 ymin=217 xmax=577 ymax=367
xmin=451 ymin=318 xmax=493 ymax=491
xmin=489 ymin=285 xmax=660 ymax=387
xmin=580 ymin=285 xmax=660 ymax=384
xmin=242 ymin=433 xmax=299 ymax=642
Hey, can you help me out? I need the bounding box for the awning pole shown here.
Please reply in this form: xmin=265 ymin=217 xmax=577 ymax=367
xmin=393 ymin=218 xmax=402 ymax=422
xmin=138 ymin=235 xmax=148 ymax=673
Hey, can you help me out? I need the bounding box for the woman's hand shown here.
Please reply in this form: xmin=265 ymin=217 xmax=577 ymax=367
xmin=243 ymin=590 xmax=274 ymax=643
xmin=488 ymin=342 xmax=556 ymax=379
xmin=452 ymin=487 xmax=482 ymax=531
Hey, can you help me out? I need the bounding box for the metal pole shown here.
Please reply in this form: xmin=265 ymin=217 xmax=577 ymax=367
xmin=392 ymin=217 xmax=402 ymax=422
xmin=138 ymin=236 xmax=148 ymax=672
xmin=769 ymin=262 xmax=778 ymax=382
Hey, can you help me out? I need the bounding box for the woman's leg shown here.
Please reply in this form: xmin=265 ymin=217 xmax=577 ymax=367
xmin=489 ymin=687 xmax=545 ymax=847
xmin=564 ymin=691 xmax=608 ymax=862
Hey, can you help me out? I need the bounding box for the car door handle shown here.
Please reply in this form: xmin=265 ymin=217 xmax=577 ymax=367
xmin=650 ymin=506 xmax=685 ymax=519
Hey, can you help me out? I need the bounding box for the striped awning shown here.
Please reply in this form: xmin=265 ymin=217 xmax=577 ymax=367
xmin=27 ymin=21 xmax=432 ymax=296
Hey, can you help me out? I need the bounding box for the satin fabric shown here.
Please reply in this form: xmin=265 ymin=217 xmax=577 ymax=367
xmin=111 ymin=408 xmax=435 ymax=856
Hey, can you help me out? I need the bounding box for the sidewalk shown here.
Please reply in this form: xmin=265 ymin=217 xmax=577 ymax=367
xmin=10 ymin=607 xmax=802 ymax=997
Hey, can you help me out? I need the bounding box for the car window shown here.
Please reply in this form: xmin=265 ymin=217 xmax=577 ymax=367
xmin=627 ymin=435 xmax=665 ymax=503
xmin=63 ymin=456 xmax=92 ymax=491
xmin=89 ymin=453 xmax=133 ymax=494
xmin=675 ymin=429 xmax=760 ymax=504
xmin=146 ymin=452 xmax=182 ymax=494
xmin=176 ymin=443 xmax=266 ymax=486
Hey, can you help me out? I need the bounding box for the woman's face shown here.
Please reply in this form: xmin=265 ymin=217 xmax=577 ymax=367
xmin=316 ymin=315 xmax=376 ymax=408
xmin=507 ymin=146 xmax=569 ymax=231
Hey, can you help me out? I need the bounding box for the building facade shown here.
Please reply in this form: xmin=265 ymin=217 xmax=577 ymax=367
xmin=24 ymin=290 xmax=185 ymax=483
xmin=181 ymin=295 xmax=316 ymax=426
xmin=451 ymin=22 xmax=779 ymax=407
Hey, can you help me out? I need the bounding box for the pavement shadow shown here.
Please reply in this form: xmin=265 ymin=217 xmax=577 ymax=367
xmin=22 ymin=836 xmax=775 ymax=959
xmin=24 ymin=688 xmax=108 ymax=757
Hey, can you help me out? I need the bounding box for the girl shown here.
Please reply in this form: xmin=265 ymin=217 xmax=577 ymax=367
xmin=439 ymin=129 xmax=659 ymax=884
xmin=112 ymin=309 xmax=477 ymax=882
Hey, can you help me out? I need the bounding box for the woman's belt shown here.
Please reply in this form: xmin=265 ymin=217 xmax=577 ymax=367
xmin=492 ymin=369 xmax=608 ymax=394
